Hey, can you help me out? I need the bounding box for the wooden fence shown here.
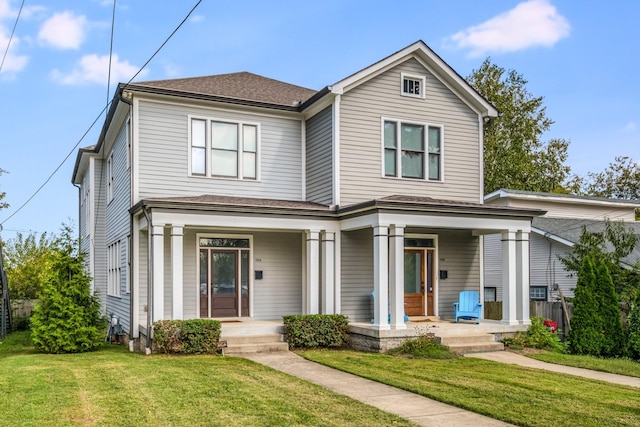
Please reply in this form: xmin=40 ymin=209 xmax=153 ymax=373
xmin=11 ymin=299 xmax=37 ymax=319
xmin=485 ymin=301 xmax=573 ymax=340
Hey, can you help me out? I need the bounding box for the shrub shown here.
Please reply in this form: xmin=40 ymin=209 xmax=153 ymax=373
xmin=152 ymin=319 xmax=221 ymax=354
xmin=388 ymin=327 xmax=458 ymax=359
xmin=30 ymin=228 xmax=105 ymax=354
xmin=283 ymin=314 xmax=350 ymax=349
xmin=595 ymin=258 xmax=625 ymax=357
xmin=524 ymin=316 xmax=565 ymax=352
xmin=568 ymin=255 xmax=604 ymax=356
xmin=627 ymin=294 xmax=640 ymax=361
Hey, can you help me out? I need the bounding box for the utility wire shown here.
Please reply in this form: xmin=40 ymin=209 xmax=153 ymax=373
xmin=107 ymin=0 xmax=117 ymax=107
xmin=0 ymin=0 xmax=25 ymax=73
xmin=0 ymin=0 xmax=203 ymax=227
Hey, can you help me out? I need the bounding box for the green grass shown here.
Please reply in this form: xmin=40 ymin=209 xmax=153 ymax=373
xmin=527 ymin=351 xmax=640 ymax=378
xmin=0 ymin=331 xmax=415 ymax=427
xmin=301 ymin=349 xmax=640 ymax=427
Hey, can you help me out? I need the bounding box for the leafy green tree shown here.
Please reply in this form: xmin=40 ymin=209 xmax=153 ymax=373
xmin=559 ymin=220 xmax=640 ymax=306
xmin=567 ymin=156 xmax=640 ymax=219
xmin=466 ymin=59 xmax=571 ymax=194
xmin=2 ymin=232 xmax=56 ymax=299
xmin=567 ymin=255 xmax=603 ymax=356
xmin=627 ymin=293 xmax=640 ymax=360
xmin=595 ymin=258 xmax=625 ymax=357
xmin=30 ymin=225 xmax=105 ymax=353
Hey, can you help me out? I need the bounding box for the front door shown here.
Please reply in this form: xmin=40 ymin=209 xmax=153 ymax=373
xmin=404 ymin=249 xmax=435 ymax=316
xmin=200 ymin=248 xmax=249 ymax=318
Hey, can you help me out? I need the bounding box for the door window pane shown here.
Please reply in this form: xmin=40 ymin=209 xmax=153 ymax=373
xmin=241 ymin=251 xmax=249 ymax=295
xmin=404 ymin=252 xmax=422 ymax=293
xmin=199 ymin=249 xmax=208 ymax=318
xmin=213 ymin=252 xmax=237 ymax=295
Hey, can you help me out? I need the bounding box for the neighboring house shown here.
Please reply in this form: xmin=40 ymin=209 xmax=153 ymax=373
xmin=484 ymin=189 xmax=640 ymax=302
xmin=72 ymin=41 xmax=542 ymax=350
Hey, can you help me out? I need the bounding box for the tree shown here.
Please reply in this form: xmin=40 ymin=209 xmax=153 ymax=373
xmin=0 ymin=167 xmax=8 ymax=211
xmin=466 ymin=59 xmax=571 ymax=194
xmin=2 ymin=232 xmax=57 ymax=299
xmin=627 ymin=293 xmax=640 ymax=360
xmin=595 ymin=258 xmax=624 ymax=357
xmin=567 ymin=255 xmax=603 ymax=356
xmin=30 ymin=225 xmax=105 ymax=353
xmin=567 ymin=156 xmax=640 ymax=219
xmin=559 ymin=220 xmax=639 ymax=306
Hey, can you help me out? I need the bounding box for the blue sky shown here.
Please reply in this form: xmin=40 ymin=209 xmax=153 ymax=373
xmin=0 ymin=0 xmax=638 ymax=240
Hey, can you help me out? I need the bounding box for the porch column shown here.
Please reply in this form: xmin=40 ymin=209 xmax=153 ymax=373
xmin=516 ymin=231 xmax=531 ymax=325
xmin=171 ymin=225 xmax=184 ymax=320
xmin=321 ymin=231 xmax=335 ymax=314
xmin=501 ymin=231 xmax=518 ymax=325
xmin=151 ymin=224 xmax=165 ymax=322
xmin=389 ymin=225 xmax=406 ymax=329
xmin=373 ymin=225 xmax=390 ymax=330
xmin=306 ymin=230 xmax=320 ymax=314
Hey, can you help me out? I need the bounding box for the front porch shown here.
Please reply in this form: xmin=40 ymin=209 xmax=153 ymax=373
xmin=218 ymin=318 xmax=527 ymax=354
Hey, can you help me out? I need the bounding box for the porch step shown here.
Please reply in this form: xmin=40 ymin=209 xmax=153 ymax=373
xmin=221 ymin=333 xmax=289 ymax=356
xmin=438 ymin=333 xmax=504 ymax=354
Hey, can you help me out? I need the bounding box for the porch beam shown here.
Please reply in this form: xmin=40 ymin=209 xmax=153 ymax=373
xmin=389 ymin=225 xmax=406 ymax=329
xmin=501 ymin=231 xmax=518 ymax=325
xmin=373 ymin=225 xmax=390 ymax=330
xmin=321 ymin=231 xmax=335 ymax=314
xmin=516 ymin=231 xmax=531 ymax=325
xmin=151 ymin=224 xmax=165 ymax=322
xmin=306 ymin=230 xmax=320 ymax=314
xmin=171 ymin=225 xmax=184 ymax=320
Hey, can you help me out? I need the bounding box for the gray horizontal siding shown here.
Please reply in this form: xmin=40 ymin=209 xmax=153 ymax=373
xmin=340 ymin=228 xmax=373 ymax=322
xmin=339 ymin=58 xmax=481 ymax=206
xmin=137 ymin=100 xmax=304 ymax=201
xmin=305 ymin=105 xmax=333 ymax=205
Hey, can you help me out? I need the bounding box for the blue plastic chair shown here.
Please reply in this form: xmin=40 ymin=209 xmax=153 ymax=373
xmin=453 ymin=290 xmax=482 ymax=324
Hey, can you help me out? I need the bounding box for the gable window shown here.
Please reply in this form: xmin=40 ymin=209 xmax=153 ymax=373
xmin=383 ymin=119 xmax=442 ymax=181
xmin=190 ymin=117 xmax=259 ymax=180
xmin=401 ymin=73 xmax=426 ymax=99
xmin=107 ymin=241 xmax=121 ymax=297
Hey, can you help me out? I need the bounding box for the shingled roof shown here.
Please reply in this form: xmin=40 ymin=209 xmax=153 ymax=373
xmin=131 ymin=72 xmax=318 ymax=107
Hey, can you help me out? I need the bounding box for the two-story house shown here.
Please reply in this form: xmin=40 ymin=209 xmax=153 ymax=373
xmin=72 ymin=41 xmax=541 ymax=351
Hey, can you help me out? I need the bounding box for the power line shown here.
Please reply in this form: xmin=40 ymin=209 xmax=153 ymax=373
xmin=0 ymin=0 xmax=203 ymax=228
xmin=107 ymin=0 xmax=117 ymax=107
xmin=0 ymin=0 xmax=25 ymax=73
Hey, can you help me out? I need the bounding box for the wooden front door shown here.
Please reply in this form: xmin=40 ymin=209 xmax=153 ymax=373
xmin=404 ymin=248 xmax=435 ymax=316
xmin=200 ymin=248 xmax=249 ymax=318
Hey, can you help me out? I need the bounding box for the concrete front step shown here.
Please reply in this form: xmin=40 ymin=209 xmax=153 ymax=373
xmin=438 ymin=333 xmax=504 ymax=354
xmin=221 ymin=333 xmax=289 ymax=356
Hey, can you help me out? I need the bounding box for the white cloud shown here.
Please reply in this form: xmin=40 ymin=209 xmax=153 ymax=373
xmin=51 ymin=53 xmax=148 ymax=85
xmin=190 ymin=14 xmax=205 ymax=23
xmin=38 ymin=11 xmax=87 ymax=49
xmin=446 ymin=0 xmax=570 ymax=57
xmin=0 ymin=31 xmax=28 ymax=75
xmin=621 ymin=121 xmax=638 ymax=133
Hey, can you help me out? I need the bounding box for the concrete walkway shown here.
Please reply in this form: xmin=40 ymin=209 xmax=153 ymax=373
xmin=244 ymin=352 xmax=513 ymax=427
xmin=466 ymin=351 xmax=640 ymax=388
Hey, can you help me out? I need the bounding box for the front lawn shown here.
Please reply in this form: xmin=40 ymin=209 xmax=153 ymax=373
xmin=0 ymin=332 xmax=415 ymax=427
xmin=301 ymin=349 xmax=640 ymax=427
xmin=527 ymin=351 xmax=640 ymax=378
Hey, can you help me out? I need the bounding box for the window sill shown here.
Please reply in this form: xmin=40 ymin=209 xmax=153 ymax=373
xmin=381 ymin=175 xmax=443 ymax=183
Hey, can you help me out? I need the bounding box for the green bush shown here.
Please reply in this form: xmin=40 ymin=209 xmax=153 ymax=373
xmin=627 ymin=294 xmax=640 ymax=361
xmin=524 ymin=316 xmax=565 ymax=352
xmin=388 ymin=327 xmax=458 ymax=359
xmin=152 ymin=319 xmax=221 ymax=354
xmin=283 ymin=314 xmax=350 ymax=349
xmin=30 ymin=227 xmax=105 ymax=354
xmin=568 ymin=255 xmax=604 ymax=356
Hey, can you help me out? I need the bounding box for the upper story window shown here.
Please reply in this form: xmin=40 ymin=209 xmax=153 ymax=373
xmin=401 ymin=73 xmax=426 ymax=99
xmin=190 ymin=117 xmax=259 ymax=180
xmin=106 ymin=153 xmax=114 ymax=202
xmin=107 ymin=240 xmax=121 ymax=297
xmin=383 ymin=119 xmax=442 ymax=181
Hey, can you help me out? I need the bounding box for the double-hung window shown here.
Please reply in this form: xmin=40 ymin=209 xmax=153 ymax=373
xmin=107 ymin=241 xmax=121 ymax=297
xmin=190 ymin=117 xmax=258 ymax=180
xmin=383 ymin=119 xmax=442 ymax=181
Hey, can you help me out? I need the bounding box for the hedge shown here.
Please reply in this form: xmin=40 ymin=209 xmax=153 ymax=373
xmin=283 ymin=314 xmax=350 ymax=349
xmin=152 ymin=319 xmax=221 ymax=354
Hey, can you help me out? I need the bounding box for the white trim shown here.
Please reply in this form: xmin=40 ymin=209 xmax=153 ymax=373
xmin=132 ymin=216 xmax=140 ymax=339
xmin=484 ymin=189 xmax=640 ymax=209
xmin=195 ymin=233 xmax=254 ymax=318
xmin=88 ymin=157 xmax=95 ymax=292
xmin=151 ymin=224 xmax=165 ymax=322
xmin=400 ymin=72 xmax=426 ymax=99
xmin=301 ymin=120 xmax=306 ymax=200
xmin=478 ymin=116 xmax=484 ymax=204
xmin=106 ymin=153 xmax=114 ymax=203
xmin=531 ymin=227 xmax=575 ymax=247
xmin=334 ymin=230 xmax=341 ymax=313
xmin=171 ymin=225 xmax=184 ymax=320
xmin=306 ymin=230 xmax=320 ymax=314
xmin=332 ymin=96 xmax=341 ymax=206
xmin=132 ymin=97 xmax=140 ymax=204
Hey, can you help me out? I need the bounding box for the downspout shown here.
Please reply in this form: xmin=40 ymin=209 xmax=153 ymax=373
xmin=142 ymin=205 xmax=153 ymax=355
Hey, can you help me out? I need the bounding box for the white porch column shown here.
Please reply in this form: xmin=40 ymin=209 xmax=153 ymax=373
xmin=389 ymin=225 xmax=406 ymax=330
xmin=171 ymin=225 xmax=184 ymax=320
xmin=306 ymin=230 xmax=320 ymax=314
xmin=516 ymin=231 xmax=531 ymax=325
xmin=501 ymin=231 xmax=518 ymax=325
xmin=373 ymin=225 xmax=390 ymax=330
xmin=321 ymin=231 xmax=335 ymax=314
xmin=151 ymin=224 xmax=165 ymax=322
